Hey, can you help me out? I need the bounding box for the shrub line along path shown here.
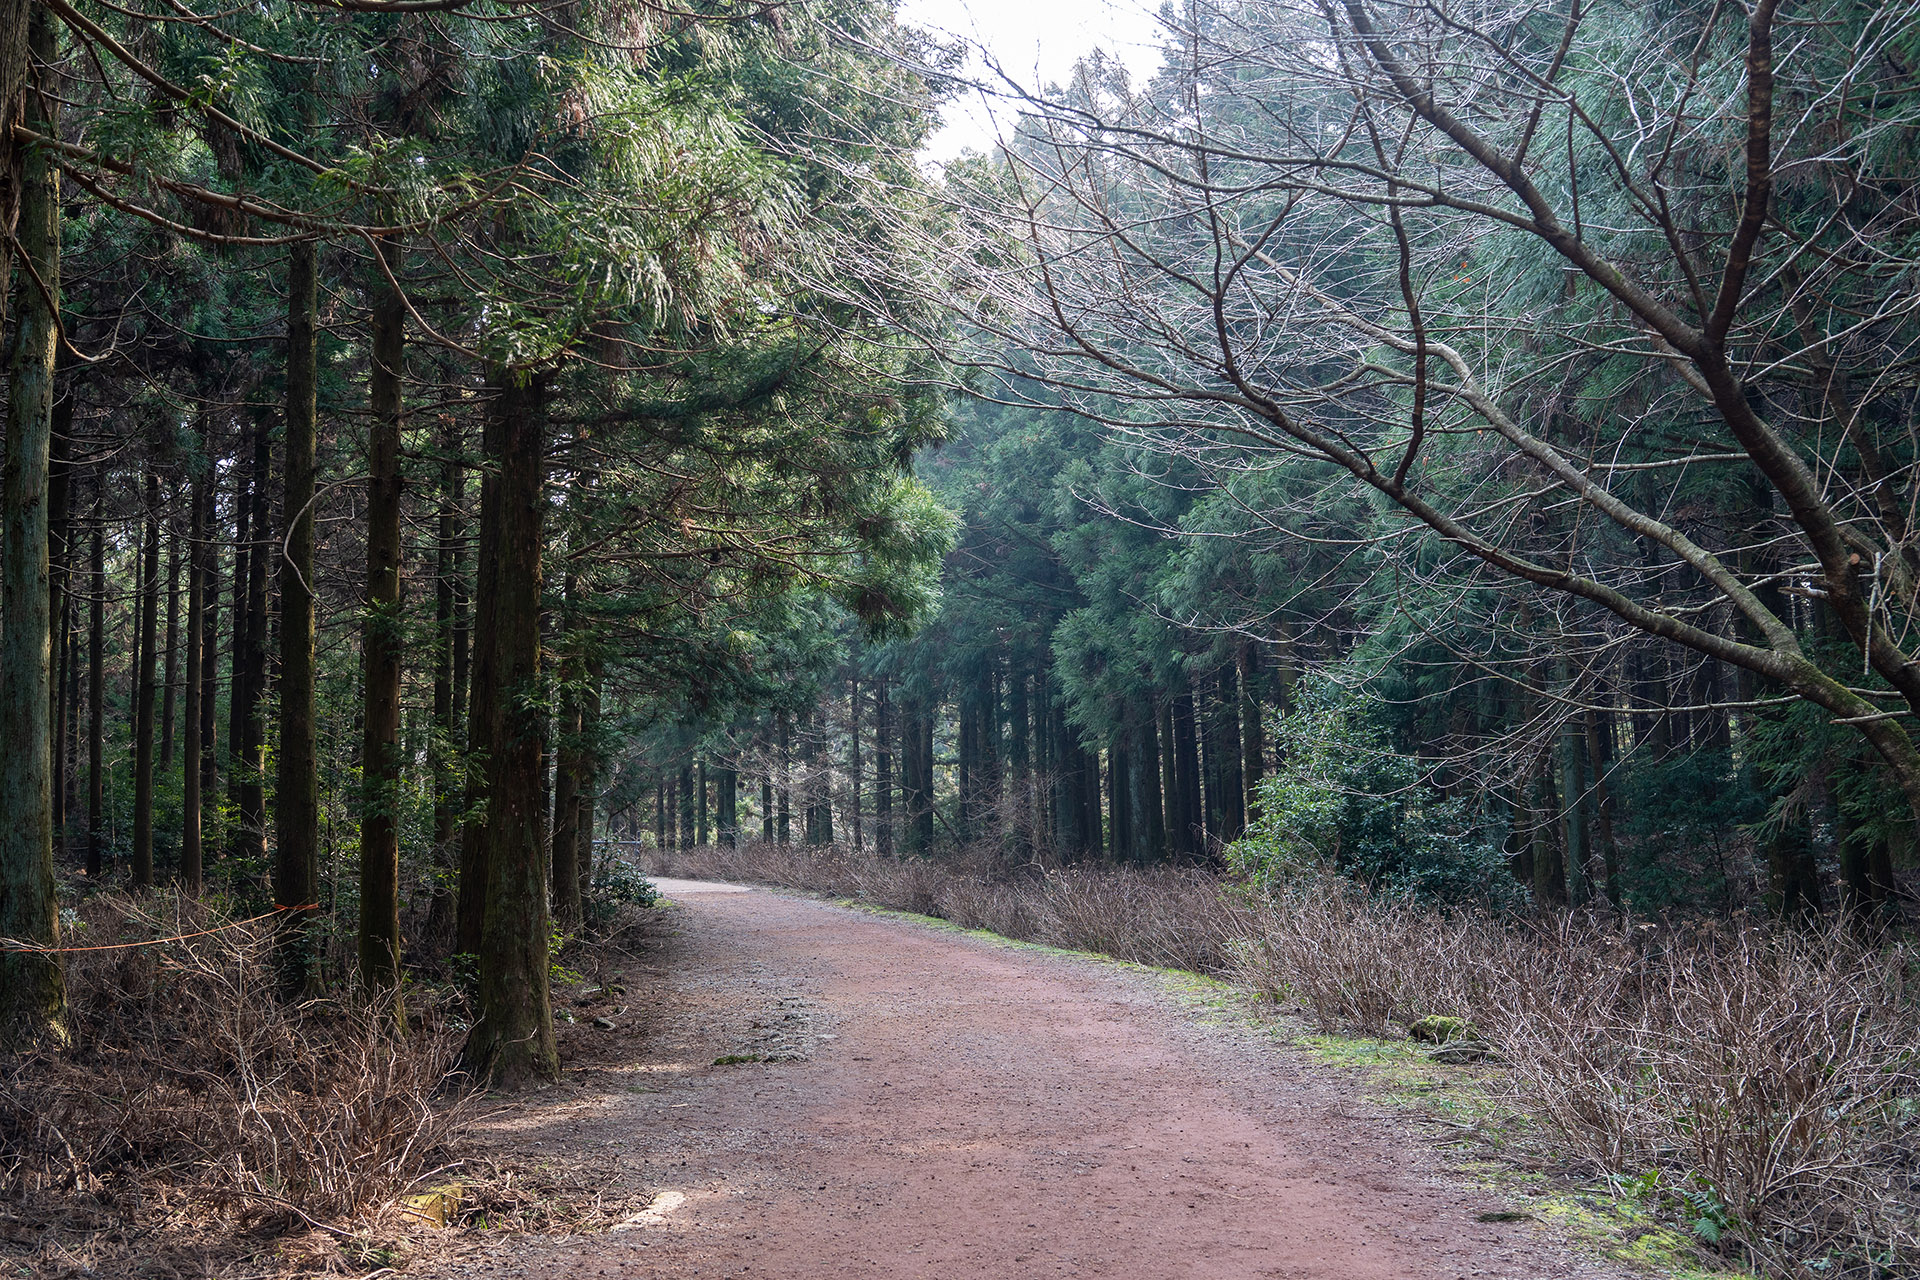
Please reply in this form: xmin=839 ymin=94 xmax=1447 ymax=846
xmin=443 ymin=881 xmax=1633 ymax=1280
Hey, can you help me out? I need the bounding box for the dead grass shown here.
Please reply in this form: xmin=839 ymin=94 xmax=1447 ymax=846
xmin=0 ymin=892 xmax=473 ymax=1277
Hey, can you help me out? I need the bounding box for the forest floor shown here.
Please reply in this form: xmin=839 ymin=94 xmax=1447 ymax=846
xmin=416 ymin=879 xmax=1660 ymax=1280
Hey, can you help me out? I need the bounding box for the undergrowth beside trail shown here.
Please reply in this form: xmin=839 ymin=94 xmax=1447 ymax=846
xmin=646 ymin=839 xmax=1920 ymax=1280
xmin=0 ymin=890 xmax=656 ymax=1278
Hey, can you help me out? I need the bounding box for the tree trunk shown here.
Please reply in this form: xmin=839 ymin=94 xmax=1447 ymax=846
xmin=275 ymin=240 xmax=319 ymax=992
xmin=359 ymin=239 xmax=405 ymax=1013
xmin=181 ymin=462 xmax=205 ymax=897
xmin=131 ymin=474 xmax=160 ymax=888
xmin=1171 ymin=683 xmax=1203 ymax=859
xmin=47 ymin=395 xmax=68 ymax=844
xmin=1239 ymin=643 xmax=1264 ymax=823
xmin=874 ymin=678 xmax=894 ymax=856
xmin=776 ymin=712 xmax=792 ymax=844
xmin=1583 ymin=706 xmax=1621 ymax=908
xmin=457 ymin=410 xmax=500 ymax=955
xmin=0 ymin=12 xmax=66 ymax=1037
xmin=464 ymin=370 xmax=557 ymax=1086
xmin=197 ymin=479 xmax=220 ymax=859
xmin=86 ymin=518 xmax=102 ymax=880
xmin=159 ymin=536 xmax=179 ymax=768
xmin=551 ymin=564 xmax=583 ymax=927
xmin=848 ymin=673 xmax=862 ymax=852
xmin=429 ymin=415 xmax=461 ymax=941
xmin=226 ymin=447 xmax=252 ymax=854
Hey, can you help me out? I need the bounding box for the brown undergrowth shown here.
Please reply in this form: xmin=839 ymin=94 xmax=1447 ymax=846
xmin=0 ymin=891 xmax=663 ymax=1278
xmin=644 ymin=840 xmax=1920 ymax=1279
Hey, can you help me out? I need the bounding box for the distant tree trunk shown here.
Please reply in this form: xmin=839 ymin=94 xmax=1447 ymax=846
xmin=1239 ymin=643 xmax=1264 ymax=823
xmin=551 ymin=573 xmax=583 ymax=927
xmin=849 ymin=673 xmax=862 ymax=852
xmin=458 ymin=413 xmax=501 ymax=956
xmin=226 ymin=447 xmax=253 ymax=855
xmin=131 ymin=473 xmax=160 ymax=889
xmin=86 ymin=519 xmax=103 ymax=880
xmin=428 ymin=416 xmax=462 ymax=941
xmin=197 ymin=481 xmax=220 ymax=858
xmin=576 ymin=652 xmax=602 ymax=887
xmin=664 ymin=771 xmax=679 ymax=852
xmin=1109 ymin=741 xmax=1131 ymax=863
xmin=717 ymin=759 xmax=737 ymax=850
xmin=1005 ymin=670 xmax=1027 ymax=857
xmin=776 ymin=713 xmax=792 ymax=844
xmin=463 ymin=369 xmax=557 ymax=1086
xmin=1767 ymin=819 xmax=1823 ymax=920
xmin=159 ymin=536 xmax=179 ymax=768
xmin=917 ymin=702 xmax=935 ymax=851
xmin=1130 ymin=703 xmax=1164 ymax=864
xmin=1556 ymin=659 xmax=1590 ymax=906
xmin=1583 ymin=706 xmax=1621 ymax=908
xmin=874 ymin=678 xmax=894 ymax=856
xmin=699 ymin=758 xmax=712 ymax=847
xmin=1210 ymin=663 xmax=1245 ymax=846
xmin=275 ymin=240 xmax=319 ymax=992
xmin=230 ymin=423 xmax=271 ymax=866
xmin=358 ymin=239 xmax=405 ymax=1014
xmin=181 ymin=463 xmax=205 ymax=897
xmin=1171 ymin=683 xmax=1203 ymax=859
xmin=1531 ymin=761 xmax=1567 ymax=907
xmin=0 ymin=8 xmax=67 ymax=1038
xmin=1158 ymin=695 xmax=1179 ymax=859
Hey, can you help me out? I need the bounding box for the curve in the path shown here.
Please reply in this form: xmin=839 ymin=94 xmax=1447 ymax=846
xmin=507 ymin=883 xmax=1627 ymax=1280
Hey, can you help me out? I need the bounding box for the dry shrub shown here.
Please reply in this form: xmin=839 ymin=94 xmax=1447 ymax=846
xmin=1227 ymin=874 xmax=1920 ymax=1276
xmin=1 ymin=892 xmax=471 ymax=1256
xmin=647 ymin=840 xmax=1236 ymax=974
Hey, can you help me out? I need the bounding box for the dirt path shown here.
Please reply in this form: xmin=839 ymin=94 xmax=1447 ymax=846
xmin=441 ymin=882 xmax=1630 ymax=1280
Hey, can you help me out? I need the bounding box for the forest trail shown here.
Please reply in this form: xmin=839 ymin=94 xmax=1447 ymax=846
xmin=445 ymin=884 xmax=1628 ymax=1280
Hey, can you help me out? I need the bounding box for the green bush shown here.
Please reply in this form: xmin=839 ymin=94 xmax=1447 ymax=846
xmin=1226 ymin=679 xmax=1513 ymax=904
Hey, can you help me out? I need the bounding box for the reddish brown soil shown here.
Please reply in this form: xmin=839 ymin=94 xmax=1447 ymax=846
xmin=436 ymin=882 xmax=1629 ymax=1280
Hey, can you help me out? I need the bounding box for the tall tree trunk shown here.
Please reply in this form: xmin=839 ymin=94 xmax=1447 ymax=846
xmin=275 ymin=242 xmax=319 ymax=991
xmin=197 ymin=478 xmax=220 ymax=859
xmin=679 ymin=757 xmax=696 ymax=849
xmin=874 ymin=678 xmax=894 ymax=856
xmin=429 ymin=415 xmax=462 ymax=939
xmin=576 ymin=660 xmax=601 ymax=884
xmin=1158 ymin=695 xmax=1178 ymax=859
xmin=1238 ymin=643 xmax=1264 ymax=823
xmin=776 ymin=712 xmax=792 ymax=844
xmin=131 ymin=474 xmax=160 ymax=888
xmin=848 ymin=673 xmax=862 ymax=852
xmin=464 ymin=370 xmax=557 ymax=1085
xmin=86 ymin=518 xmax=103 ymax=880
xmin=47 ymin=394 xmax=68 ymax=844
xmin=359 ymin=240 xmax=405 ymax=1013
xmin=551 ymin=581 xmax=582 ymax=927
xmin=0 ymin=12 xmax=66 ymax=1037
xmin=159 ymin=535 xmax=179 ymax=768
xmin=1171 ymin=682 xmax=1203 ymax=859
xmin=1583 ymin=706 xmax=1621 ymax=908
xmin=240 ymin=426 xmax=271 ymax=863
xmin=457 ymin=415 xmax=499 ymax=955
xmin=1130 ymin=703 xmax=1164 ymax=864
xmin=226 ymin=448 xmax=252 ymax=853
xmin=759 ymin=771 xmax=773 ymax=843
xmin=181 ymin=461 xmax=205 ymax=897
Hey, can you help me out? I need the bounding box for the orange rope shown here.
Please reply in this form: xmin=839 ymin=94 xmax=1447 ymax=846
xmin=0 ymin=903 xmax=321 ymax=954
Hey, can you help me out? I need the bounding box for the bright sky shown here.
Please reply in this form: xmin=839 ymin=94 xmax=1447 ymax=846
xmin=896 ymin=0 xmax=1168 ymax=161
